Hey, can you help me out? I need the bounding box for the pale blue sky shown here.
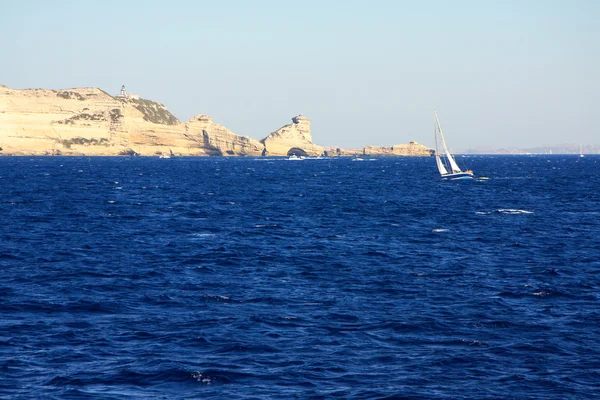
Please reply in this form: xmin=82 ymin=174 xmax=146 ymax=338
xmin=2 ymin=0 xmax=598 ymax=150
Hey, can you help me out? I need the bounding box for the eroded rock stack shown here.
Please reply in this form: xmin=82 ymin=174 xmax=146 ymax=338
xmin=261 ymin=115 xmax=324 ymax=156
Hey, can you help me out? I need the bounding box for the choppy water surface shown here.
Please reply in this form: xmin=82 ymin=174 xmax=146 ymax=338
xmin=1 ymin=155 xmax=599 ymax=399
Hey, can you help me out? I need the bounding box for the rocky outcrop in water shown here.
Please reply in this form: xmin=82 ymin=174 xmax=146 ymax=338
xmin=323 ymin=142 xmax=434 ymax=157
xmin=261 ymin=115 xmax=324 ymax=156
xmin=363 ymin=142 xmax=434 ymax=156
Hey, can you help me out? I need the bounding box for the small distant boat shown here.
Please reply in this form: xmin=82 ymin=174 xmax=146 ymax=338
xmin=287 ymin=154 xmax=305 ymax=160
xmin=580 ymin=145 xmax=584 ymax=158
xmin=159 ymin=149 xmax=174 ymax=159
xmin=433 ymin=111 xmax=474 ymax=180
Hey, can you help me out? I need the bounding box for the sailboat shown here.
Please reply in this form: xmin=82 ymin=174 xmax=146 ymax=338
xmin=159 ymin=148 xmax=175 ymax=158
xmin=433 ymin=111 xmax=474 ymax=180
xmin=580 ymin=145 xmax=585 ymax=158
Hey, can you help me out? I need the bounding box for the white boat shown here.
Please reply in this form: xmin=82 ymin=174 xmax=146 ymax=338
xmin=159 ymin=149 xmax=174 ymax=158
xmin=580 ymin=145 xmax=584 ymax=158
xmin=433 ymin=111 xmax=474 ymax=180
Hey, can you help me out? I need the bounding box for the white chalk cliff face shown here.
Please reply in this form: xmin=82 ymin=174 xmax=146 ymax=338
xmin=0 ymin=86 xmax=324 ymax=156
xmin=185 ymin=115 xmax=264 ymax=156
xmin=261 ymin=115 xmax=324 ymax=156
xmin=363 ymin=142 xmax=434 ymax=156
xmin=1 ymin=86 xmax=176 ymax=155
xmin=0 ymin=86 xmax=263 ymax=156
xmin=0 ymin=85 xmax=432 ymax=157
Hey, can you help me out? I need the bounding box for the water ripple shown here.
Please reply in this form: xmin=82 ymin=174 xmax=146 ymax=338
xmin=0 ymin=156 xmax=599 ymax=399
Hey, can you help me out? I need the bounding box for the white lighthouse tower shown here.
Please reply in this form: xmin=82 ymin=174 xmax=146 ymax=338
xmin=117 ymin=85 xmax=127 ymax=98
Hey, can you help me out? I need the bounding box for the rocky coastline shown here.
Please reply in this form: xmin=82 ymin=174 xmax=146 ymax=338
xmin=0 ymin=85 xmax=433 ymax=157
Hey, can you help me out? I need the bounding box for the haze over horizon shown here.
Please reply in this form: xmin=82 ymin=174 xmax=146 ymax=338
xmin=3 ymin=0 xmax=598 ymax=151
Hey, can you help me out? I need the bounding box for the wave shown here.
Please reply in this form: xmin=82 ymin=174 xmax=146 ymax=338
xmin=2 ymin=156 xmax=599 ymax=399
xmin=496 ymin=209 xmax=534 ymax=215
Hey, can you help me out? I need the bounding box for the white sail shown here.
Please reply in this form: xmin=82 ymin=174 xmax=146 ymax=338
xmin=436 ymin=154 xmax=448 ymax=175
xmin=446 ymin=151 xmax=462 ymax=173
xmin=434 ymin=112 xmax=462 ymax=173
xmin=433 ymin=110 xmax=473 ymax=179
xmin=433 ymin=114 xmax=448 ymax=174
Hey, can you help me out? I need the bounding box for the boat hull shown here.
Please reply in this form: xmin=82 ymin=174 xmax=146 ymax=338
xmin=441 ymin=172 xmax=474 ymax=180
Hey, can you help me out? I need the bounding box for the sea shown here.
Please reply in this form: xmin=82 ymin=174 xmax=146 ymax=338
xmin=1 ymin=155 xmax=599 ymax=399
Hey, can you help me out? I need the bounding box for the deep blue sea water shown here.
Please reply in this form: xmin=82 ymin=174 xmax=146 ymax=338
xmin=1 ymin=155 xmax=599 ymax=399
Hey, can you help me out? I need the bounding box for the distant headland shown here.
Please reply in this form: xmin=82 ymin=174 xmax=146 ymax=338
xmin=464 ymin=145 xmax=599 ymax=155
xmin=0 ymin=84 xmax=433 ymax=157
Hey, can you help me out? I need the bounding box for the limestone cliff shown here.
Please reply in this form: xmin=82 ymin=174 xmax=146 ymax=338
xmin=1 ymin=85 xmax=432 ymax=157
xmin=185 ymin=115 xmax=264 ymax=156
xmin=0 ymin=86 xmax=261 ymax=156
xmin=323 ymin=142 xmax=434 ymax=157
xmin=261 ymin=115 xmax=324 ymax=156
xmin=363 ymin=142 xmax=434 ymax=156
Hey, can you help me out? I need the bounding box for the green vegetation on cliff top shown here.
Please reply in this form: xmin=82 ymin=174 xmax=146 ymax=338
xmin=129 ymin=98 xmax=179 ymax=125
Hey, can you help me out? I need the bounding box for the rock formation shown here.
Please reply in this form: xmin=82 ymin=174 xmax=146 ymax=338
xmin=363 ymin=141 xmax=434 ymax=156
xmin=0 ymin=86 xmax=266 ymax=156
xmin=0 ymin=85 xmax=432 ymax=157
xmin=324 ymin=142 xmax=434 ymax=157
xmin=185 ymin=115 xmax=264 ymax=156
xmin=261 ymin=115 xmax=324 ymax=156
